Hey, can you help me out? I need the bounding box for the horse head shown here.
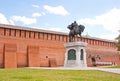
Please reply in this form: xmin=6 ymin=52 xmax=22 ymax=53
xmin=79 ymin=25 xmax=85 ymax=32
xmin=67 ymin=25 xmax=73 ymax=30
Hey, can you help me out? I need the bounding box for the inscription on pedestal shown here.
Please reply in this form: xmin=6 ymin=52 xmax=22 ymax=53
xmin=66 ymin=49 xmax=76 ymax=66
xmin=67 ymin=60 xmax=76 ymax=66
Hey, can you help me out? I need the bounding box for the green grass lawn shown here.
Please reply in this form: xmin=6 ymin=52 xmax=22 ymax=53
xmin=106 ymin=66 xmax=120 ymax=68
xmin=0 ymin=68 xmax=120 ymax=81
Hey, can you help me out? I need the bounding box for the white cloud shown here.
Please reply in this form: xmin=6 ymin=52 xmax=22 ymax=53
xmin=31 ymin=26 xmax=63 ymax=33
xmin=43 ymin=5 xmax=69 ymax=16
xmin=32 ymin=13 xmax=42 ymax=17
xmin=0 ymin=13 xmax=9 ymax=24
xmin=78 ymin=8 xmax=120 ymax=32
xmin=0 ymin=13 xmax=37 ymax=25
xmin=41 ymin=12 xmax=46 ymax=15
xmin=11 ymin=16 xmax=36 ymax=25
xmin=48 ymin=27 xmax=62 ymax=31
xmin=32 ymin=4 xmax=40 ymax=8
xmin=32 ymin=12 xmax=45 ymax=17
xmin=0 ymin=13 xmax=14 ymax=25
xmin=38 ymin=26 xmax=63 ymax=32
xmin=9 ymin=19 xmax=15 ymax=25
xmin=44 ymin=23 xmax=50 ymax=26
xmin=99 ymin=34 xmax=118 ymax=40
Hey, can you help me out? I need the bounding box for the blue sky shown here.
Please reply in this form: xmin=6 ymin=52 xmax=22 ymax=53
xmin=0 ymin=0 xmax=120 ymax=40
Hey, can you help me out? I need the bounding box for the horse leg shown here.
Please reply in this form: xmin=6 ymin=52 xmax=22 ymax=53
xmin=69 ymin=35 xmax=71 ymax=42
xmin=73 ymin=36 xmax=75 ymax=42
xmin=72 ymin=35 xmax=74 ymax=42
xmin=69 ymin=35 xmax=72 ymax=42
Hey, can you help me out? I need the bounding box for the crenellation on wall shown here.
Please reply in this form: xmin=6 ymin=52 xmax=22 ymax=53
xmin=10 ymin=29 xmax=15 ymax=37
xmin=65 ymin=35 xmax=68 ymax=42
xmin=30 ymin=31 xmax=35 ymax=39
xmin=0 ymin=27 xmax=117 ymax=48
xmin=55 ymin=34 xmax=59 ymax=41
xmin=59 ymin=35 xmax=63 ymax=41
xmin=25 ymin=31 xmax=29 ymax=38
xmin=39 ymin=32 xmax=43 ymax=39
xmin=47 ymin=33 xmax=51 ymax=40
xmin=51 ymin=34 xmax=55 ymax=40
xmin=43 ymin=33 xmax=47 ymax=40
xmin=0 ymin=28 xmax=4 ymax=36
xmin=20 ymin=30 xmax=25 ymax=38
xmin=15 ymin=30 xmax=20 ymax=37
xmin=82 ymin=37 xmax=85 ymax=42
xmin=5 ymin=28 xmax=10 ymax=36
xmin=52 ymin=34 xmax=56 ymax=41
xmin=35 ymin=32 xmax=38 ymax=39
xmin=63 ymin=35 xmax=66 ymax=42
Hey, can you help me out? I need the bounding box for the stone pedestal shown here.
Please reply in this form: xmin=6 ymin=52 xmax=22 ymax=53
xmin=64 ymin=42 xmax=87 ymax=67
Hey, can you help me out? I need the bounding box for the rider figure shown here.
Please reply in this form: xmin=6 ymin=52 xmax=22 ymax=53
xmin=71 ymin=21 xmax=78 ymax=35
xmin=72 ymin=21 xmax=78 ymax=28
xmin=68 ymin=21 xmax=85 ymax=42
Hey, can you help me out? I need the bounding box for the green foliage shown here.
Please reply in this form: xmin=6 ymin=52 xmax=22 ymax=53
xmin=0 ymin=68 xmax=120 ymax=81
xmin=116 ymin=41 xmax=120 ymax=51
xmin=116 ymin=31 xmax=120 ymax=51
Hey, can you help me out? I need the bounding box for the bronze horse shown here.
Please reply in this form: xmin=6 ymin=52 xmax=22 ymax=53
xmin=67 ymin=22 xmax=85 ymax=42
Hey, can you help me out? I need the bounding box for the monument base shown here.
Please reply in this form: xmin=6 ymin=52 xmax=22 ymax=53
xmin=64 ymin=42 xmax=87 ymax=67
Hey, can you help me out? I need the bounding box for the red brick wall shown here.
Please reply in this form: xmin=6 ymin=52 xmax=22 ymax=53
xmin=0 ymin=26 xmax=120 ymax=68
xmin=28 ymin=45 xmax=40 ymax=67
xmin=0 ymin=34 xmax=66 ymax=68
xmin=4 ymin=43 xmax=17 ymax=68
xmin=0 ymin=43 xmax=4 ymax=68
xmin=39 ymin=40 xmax=65 ymax=67
xmin=86 ymin=45 xmax=120 ymax=66
xmin=17 ymin=44 xmax=28 ymax=67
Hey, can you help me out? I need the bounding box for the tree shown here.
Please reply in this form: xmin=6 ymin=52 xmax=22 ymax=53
xmin=116 ymin=30 xmax=120 ymax=51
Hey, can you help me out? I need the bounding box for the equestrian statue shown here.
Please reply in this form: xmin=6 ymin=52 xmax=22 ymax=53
xmin=67 ymin=21 xmax=85 ymax=42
